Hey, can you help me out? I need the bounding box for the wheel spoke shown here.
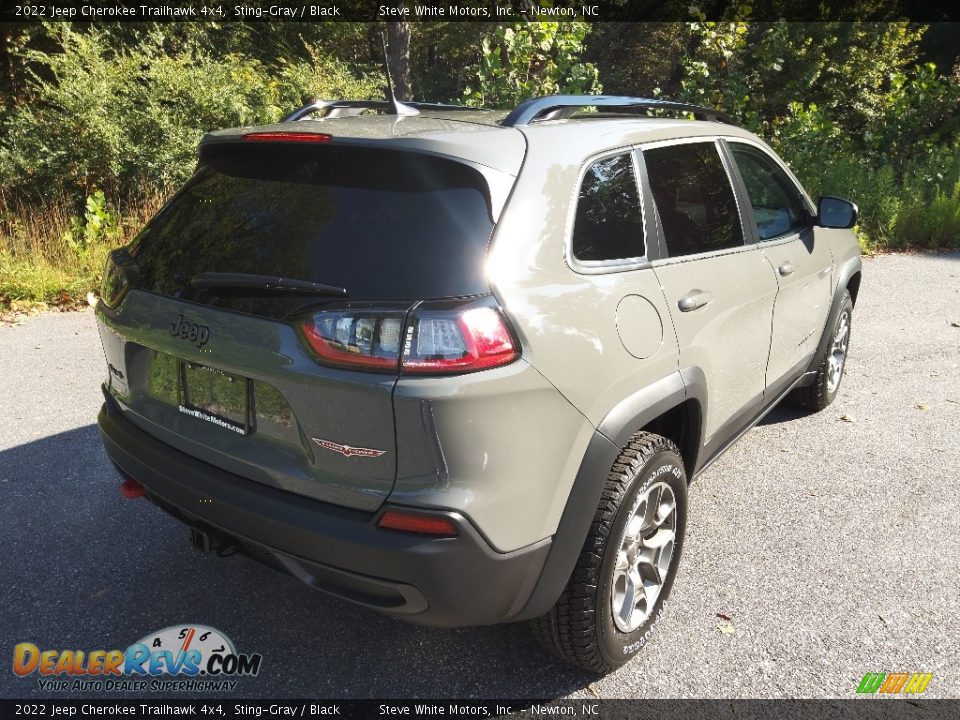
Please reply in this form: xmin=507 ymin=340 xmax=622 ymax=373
xmin=655 ymin=494 xmax=676 ymax=526
xmin=628 ymin=567 xmax=645 ymax=614
xmin=641 ymin=577 xmax=658 ymax=611
xmin=834 ymin=323 xmax=848 ymax=350
xmin=641 ymin=485 xmax=662 ymax=529
xmin=642 ymin=527 xmax=675 ymax=549
xmin=616 ymin=568 xmax=640 ymax=626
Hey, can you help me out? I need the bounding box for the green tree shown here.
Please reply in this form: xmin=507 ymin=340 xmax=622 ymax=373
xmin=585 ymin=23 xmax=691 ymax=98
xmin=410 ymin=23 xmax=491 ymax=103
xmin=0 ymin=25 xmax=381 ymax=201
xmin=464 ymin=22 xmax=601 ymax=108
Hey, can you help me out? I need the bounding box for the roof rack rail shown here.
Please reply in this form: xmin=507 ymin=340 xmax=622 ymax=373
xmin=501 ymin=95 xmax=732 ymax=127
xmin=281 ymin=100 xmax=490 ymax=122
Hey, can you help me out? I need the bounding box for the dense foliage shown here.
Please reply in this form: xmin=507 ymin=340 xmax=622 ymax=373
xmin=0 ymin=20 xmax=958 ymax=307
xmin=0 ymin=25 xmax=381 ymax=198
xmin=463 ymin=22 xmax=600 ymax=107
xmin=667 ymin=21 xmax=960 ymax=249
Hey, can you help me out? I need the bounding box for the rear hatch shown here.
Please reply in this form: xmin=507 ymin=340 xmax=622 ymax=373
xmin=97 ymin=139 xmax=504 ymax=511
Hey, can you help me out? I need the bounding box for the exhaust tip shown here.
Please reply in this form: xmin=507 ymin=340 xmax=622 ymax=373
xmin=189 ymin=527 xmax=239 ymax=557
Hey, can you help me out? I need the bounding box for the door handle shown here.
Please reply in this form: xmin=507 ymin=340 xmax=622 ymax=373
xmin=778 ymin=262 xmax=796 ymax=277
xmin=678 ymin=290 xmax=713 ymax=312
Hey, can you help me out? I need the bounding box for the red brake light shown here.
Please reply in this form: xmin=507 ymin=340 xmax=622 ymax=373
xmin=298 ymin=309 xmax=404 ymax=371
xmin=296 ymin=303 xmax=519 ymax=375
xmin=377 ymin=510 xmax=459 ymax=537
xmin=242 ymin=132 xmax=332 ymax=143
xmin=401 ymin=306 xmax=518 ymax=374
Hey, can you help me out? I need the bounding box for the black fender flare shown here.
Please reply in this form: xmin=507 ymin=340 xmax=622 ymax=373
xmin=512 ymin=370 xmax=704 ymax=621
xmin=806 ymin=255 xmax=862 ymax=377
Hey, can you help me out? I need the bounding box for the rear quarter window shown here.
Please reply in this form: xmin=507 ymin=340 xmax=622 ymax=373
xmin=571 ymin=153 xmax=645 ymax=263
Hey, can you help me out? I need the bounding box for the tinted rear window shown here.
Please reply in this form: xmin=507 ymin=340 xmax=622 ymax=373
xmin=131 ymin=144 xmax=495 ymax=314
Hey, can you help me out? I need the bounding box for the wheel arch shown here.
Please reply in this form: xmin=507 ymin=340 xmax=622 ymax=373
xmin=808 ymin=255 xmax=862 ymax=375
xmin=847 ymin=269 xmax=862 ymax=306
xmin=596 ymin=370 xmax=704 ymax=478
xmin=513 ymin=371 xmax=705 ymax=621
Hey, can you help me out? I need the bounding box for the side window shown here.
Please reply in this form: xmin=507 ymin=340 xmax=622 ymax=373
xmin=572 ymin=153 xmax=645 ymax=262
xmin=643 ymin=142 xmax=744 ymax=258
xmin=729 ymin=144 xmax=809 ymax=240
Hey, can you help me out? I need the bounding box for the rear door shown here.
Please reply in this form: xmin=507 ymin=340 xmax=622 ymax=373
xmin=642 ymin=139 xmax=779 ymax=447
xmin=724 ymin=141 xmax=833 ymax=389
xmin=97 ymin=142 xmax=499 ymax=511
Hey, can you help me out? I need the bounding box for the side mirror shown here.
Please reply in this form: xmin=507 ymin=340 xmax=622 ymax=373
xmin=817 ymin=196 xmax=858 ymax=229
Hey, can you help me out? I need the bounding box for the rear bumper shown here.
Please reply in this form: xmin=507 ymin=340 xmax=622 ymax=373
xmin=98 ymin=395 xmax=550 ymax=627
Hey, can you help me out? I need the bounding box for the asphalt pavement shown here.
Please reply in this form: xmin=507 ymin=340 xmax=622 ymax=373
xmin=1 ymin=252 xmax=958 ymax=700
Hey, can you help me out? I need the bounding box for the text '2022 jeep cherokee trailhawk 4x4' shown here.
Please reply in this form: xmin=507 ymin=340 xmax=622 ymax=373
xmin=96 ymin=95 xmax=861 ymax=673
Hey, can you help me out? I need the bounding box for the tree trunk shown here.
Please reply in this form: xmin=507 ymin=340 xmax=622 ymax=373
xmin=386 ymin=21 xmax=413 ymax=101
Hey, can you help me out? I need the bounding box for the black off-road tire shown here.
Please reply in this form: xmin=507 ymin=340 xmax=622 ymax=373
xmin=792 ymin=291 xmax=853 ymax=412
xmin=532 ymin=432 xmax=688 ymax=674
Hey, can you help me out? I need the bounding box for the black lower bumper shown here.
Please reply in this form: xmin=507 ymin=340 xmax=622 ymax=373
xmin=97 ymin=396 xmax=550 ymax=627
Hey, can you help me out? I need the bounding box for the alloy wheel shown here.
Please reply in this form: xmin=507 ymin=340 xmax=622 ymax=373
xmin=827 ymin=309 xmax=850 ymax=394
xmin=611 ymin=481 xmax=677 ymax=633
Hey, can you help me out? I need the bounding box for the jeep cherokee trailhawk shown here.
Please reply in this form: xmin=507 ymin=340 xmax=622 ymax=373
xmin=96 ymin=95 xmax=862 ymax=673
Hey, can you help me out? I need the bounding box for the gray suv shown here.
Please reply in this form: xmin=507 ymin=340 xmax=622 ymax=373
xmin=96 ymin=95 xmax=861 ymax=673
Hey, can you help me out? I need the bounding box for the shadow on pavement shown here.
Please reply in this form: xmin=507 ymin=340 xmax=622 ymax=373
xmin=0 ymin=426 xmax=594 ymax=700
xmin=758 ymin=401 xmax=809 ymax=426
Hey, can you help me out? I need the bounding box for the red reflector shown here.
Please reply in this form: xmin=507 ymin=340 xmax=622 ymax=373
xmin=120 ymin=477 xmax=145 ymax=499
xmin=242 ymin=132 xmax=332 ymax=143
xmin=377 ymin=510 xmax=459 ymax=537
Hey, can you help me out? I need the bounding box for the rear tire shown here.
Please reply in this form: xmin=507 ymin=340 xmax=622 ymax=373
xmin=532 ymin=432 xmax=687 ymax=674
xmin=792 ymin=291 xmax=853 ymax=412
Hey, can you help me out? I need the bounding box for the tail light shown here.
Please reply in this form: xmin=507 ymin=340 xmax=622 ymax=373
xmin=401 ymin=305 xmax=517 ymax=373
xmin=298 ymin=306 xmax=406 ymax=371
xmin=296 ymin=300 xmax=518 ymax=375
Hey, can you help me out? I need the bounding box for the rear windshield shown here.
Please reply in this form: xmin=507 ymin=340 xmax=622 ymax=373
xmin=131 ymin=144 xmax=495 ymax=314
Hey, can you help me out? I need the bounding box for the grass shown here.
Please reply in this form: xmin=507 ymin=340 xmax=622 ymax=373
xmin=0 ymin=188 xmax=168 ymax=311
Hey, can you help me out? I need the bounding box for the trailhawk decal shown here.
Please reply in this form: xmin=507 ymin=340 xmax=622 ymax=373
xmin=312 ymin=437 xmax=386 ymax=458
